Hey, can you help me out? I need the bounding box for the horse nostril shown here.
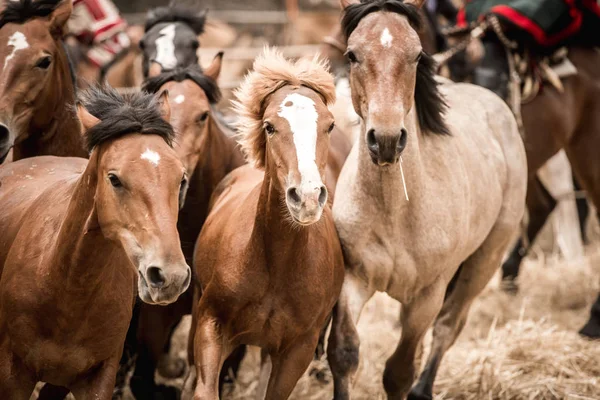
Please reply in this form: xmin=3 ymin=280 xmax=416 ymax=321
xmin=397 ymin=128 xmax=408 ymax=153
xmin=147 ymin=266 xmax=166 ymax=288
xmin=287 ymin=187 xmax=301 ymax=206
xmin=318 ymin=186 xmax=328 ymax=206
xmin=367 ymin=129 xmax=378 ymax=154
xmin=0 ymin=124 xmax=9 ymax=141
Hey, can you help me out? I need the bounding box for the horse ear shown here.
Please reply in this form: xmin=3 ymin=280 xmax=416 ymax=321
xmin=50 ymin=0 xmax=73 ymax=38
xmin=405 ymin=0 xmax=426 ymax=8
xmin=77 ymin=105 xmax=100 ymax=133
xmin=204 ymin=52 xmax=223 ymax=81
xmin=157 ymin=90 xmax=171 ymax=123
xmin=339 ymin=0 xmax=359 ymax=9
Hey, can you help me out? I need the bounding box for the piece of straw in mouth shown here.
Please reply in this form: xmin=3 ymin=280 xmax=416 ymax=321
xmin=400 ymin=156 xmax=409 ymax=201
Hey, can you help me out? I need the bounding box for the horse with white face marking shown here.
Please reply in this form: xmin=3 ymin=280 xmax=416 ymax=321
xmin=181 ymin=48 xmax=344 ymax=400
xmin=327 ymin=1 xmax=527 ymax=399
xmin=140 ymin=5 xmax=207 ymax=78
xmin=0 ymin=0 xmax=86 ymax=163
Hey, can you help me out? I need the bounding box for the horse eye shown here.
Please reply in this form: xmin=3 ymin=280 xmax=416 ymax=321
xmin=264 ymin=123 xmax=275 ymax=136
xmin=415 ymin=52 xmax=423 ymax=63
xmin=108 ymin=173 xmax=122 ymax=188
xmin=35 ymin=56 xmax=52 ymax=70
xmin=197 ymin=112 xmax=209 ymax=123
xmin=328 ymin=122 xmax=335 ymax=133
xmin=346 ymin=50 xmax=358 ymax=64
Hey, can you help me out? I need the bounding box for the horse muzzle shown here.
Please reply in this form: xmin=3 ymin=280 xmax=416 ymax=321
xmin=286 ymin=184 xmax=328 ymax=226
xmin=138 ymin=263 xmax=191 ymax=305
xmin=366 ymin=127 xmax=407 ymax=166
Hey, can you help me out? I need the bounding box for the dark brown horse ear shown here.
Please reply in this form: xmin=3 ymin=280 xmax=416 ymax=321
xmin=204 ymin=52 xmax=224 ymax=81
xmin=49 ymin=0 xmax=73 ymax=38
xmin=405 ymin=0 xmax=426 ymax=8
xmin=339 ymin=0 xmax=359 ymax=9
xmin=157 ymin=90 xmax=171 ymax=123
xmin=77 ymin=105 xmax=100 ymax=133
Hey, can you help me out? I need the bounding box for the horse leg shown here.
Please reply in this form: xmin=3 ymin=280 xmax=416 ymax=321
xmin=580 ymin=292 xmax=600 ymax=339
xmin=501 ymin=175 xmax=556 ymax=290
xmin=37 ymin=383 xmax=70 ymax=399
xmin=327 ymin=273 xmax=374 ymax=400
xmin=70 ymin=354 xmax=120 ymax=400
xmin=183 ymin=310 xmax=231 ymax=400
xmin=572 ymin=175 xmax=590 ymax=244
xmin=0 ymin=349 xmax=36 ymax=400
xmin=264 ymin=335 xmax=319 ymax=400
xmin=410 ymin=221 xmax=514 ymax=399
xmin=382 ymin=282 xmax=445 ymax=400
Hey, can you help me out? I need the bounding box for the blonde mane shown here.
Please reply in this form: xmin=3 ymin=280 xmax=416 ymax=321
xmin=233 ymin=47 xmax=336 ymax=168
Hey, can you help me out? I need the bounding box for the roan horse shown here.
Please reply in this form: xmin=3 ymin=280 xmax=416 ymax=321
xmin=0 ymin=87 xmax=191 ymax=398
xmin=327 ymin=1 xmax=527 ymax=399
xmin=182 ymin=48 xmax=345 ymax=399
xmin=0 ymin=0 xmax=86 ymax=163
xmin=118 ymin=57 xmax=247 ymax=399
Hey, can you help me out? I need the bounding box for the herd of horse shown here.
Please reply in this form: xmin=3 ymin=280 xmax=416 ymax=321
xmin=0 ymin=0 xmax=597 ymax=399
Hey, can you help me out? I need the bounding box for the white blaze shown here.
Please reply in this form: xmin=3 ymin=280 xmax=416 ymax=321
xmin=141 ymin=148 xmax=161 ymax=166
xmin=380 ymin=27 xmax=393 ymax=48
xmin=4 ymin=31 xmax=29 ymax=70
xmin=174 ymin=94 xmax=185 ymax=104
xmin=278 ymin=93 xmax=321 ymax=189
xmin=154 ymin=24 xmax=177 ymax=69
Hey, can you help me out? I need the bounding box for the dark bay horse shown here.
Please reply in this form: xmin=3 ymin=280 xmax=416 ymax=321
xmin=0 ymin=86 xmax=191 ymax=399
xmin=328 ymin=1 xmax=527 ymax=400
xmin=0 ymin=0 xmax=86 ymax=163
xmin=490 ymin=44 xmax=600 ymax=337
xmin=182 ymin=48 xmax=345 ymax=400
xmin=116 ymin=56 xmax=247 ymax=400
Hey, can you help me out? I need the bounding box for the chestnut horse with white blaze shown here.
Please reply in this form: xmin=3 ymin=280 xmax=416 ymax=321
xmin=0 ymin=87 xmax=190 ymax=398
xmin=0 ymin=0 xmax=86 ymax=163
xmin=182 ymin=49 xmax=345 ymax=400
xmin=327 ymin=1 xmax=527 ymax=399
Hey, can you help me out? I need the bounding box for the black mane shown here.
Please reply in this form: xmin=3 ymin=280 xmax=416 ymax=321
xmin=0 ymin=0 xmax=61 ymax=29
xmin=79 ymin=86 xmax=174 ymax=152
xmin=142 ymin=64 xmax=221 ymax=104
xmin=145 ymin=5 xmax=207 ymax=34
xmin=342 ymin=0 xmax=450 ymax=136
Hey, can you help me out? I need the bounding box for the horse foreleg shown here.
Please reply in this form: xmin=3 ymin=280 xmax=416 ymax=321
xmin=70 ymin=354 xmax=120 ymax=400
xmin=501 ymin=175 xmax=556 ymax=290
xmin=263 ymin=335 xmax=319 ymax=400
xmin=0 ymin=346 xmax=36 ymax=400
xmin=383 ymin=282 xmax=445 ymax=400
xmin=410 ymin=222 xmax=513 ymax=399
xmin=327 ymin=272 xmax=374 ymax=400
xmin=182 ymin=309 xmax=231 ymax=400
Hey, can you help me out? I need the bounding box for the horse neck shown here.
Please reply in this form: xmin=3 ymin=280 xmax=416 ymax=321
xmin=356 ymin=113 xmax=425 ymax=211
xmin=13 ymin=42 xmax=85 ymax=160
xmin=48 ymin=151 xmax=125 ymax=290
xmin=253 ymin=164 xmax=311 ymax=273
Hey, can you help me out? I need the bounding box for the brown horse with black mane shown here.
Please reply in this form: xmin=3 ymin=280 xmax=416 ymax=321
xmin=115 ymin=56 xmax=247 ymax=399
xmin=182 ymin=48 xmax=345 ymax=399
xmin=0 ymin=0 xmax=86 ymax=163
xmin=0 ymin=87 xmax=191 ymax=398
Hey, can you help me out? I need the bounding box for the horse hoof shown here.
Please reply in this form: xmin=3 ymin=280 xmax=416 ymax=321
xmin=579 ymin=318 xmax=600 ymax=339
xmin=309 ymin=365 xmax=331 ymax=384
xmin=158 ymin=357 xmax=187 ymax=379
